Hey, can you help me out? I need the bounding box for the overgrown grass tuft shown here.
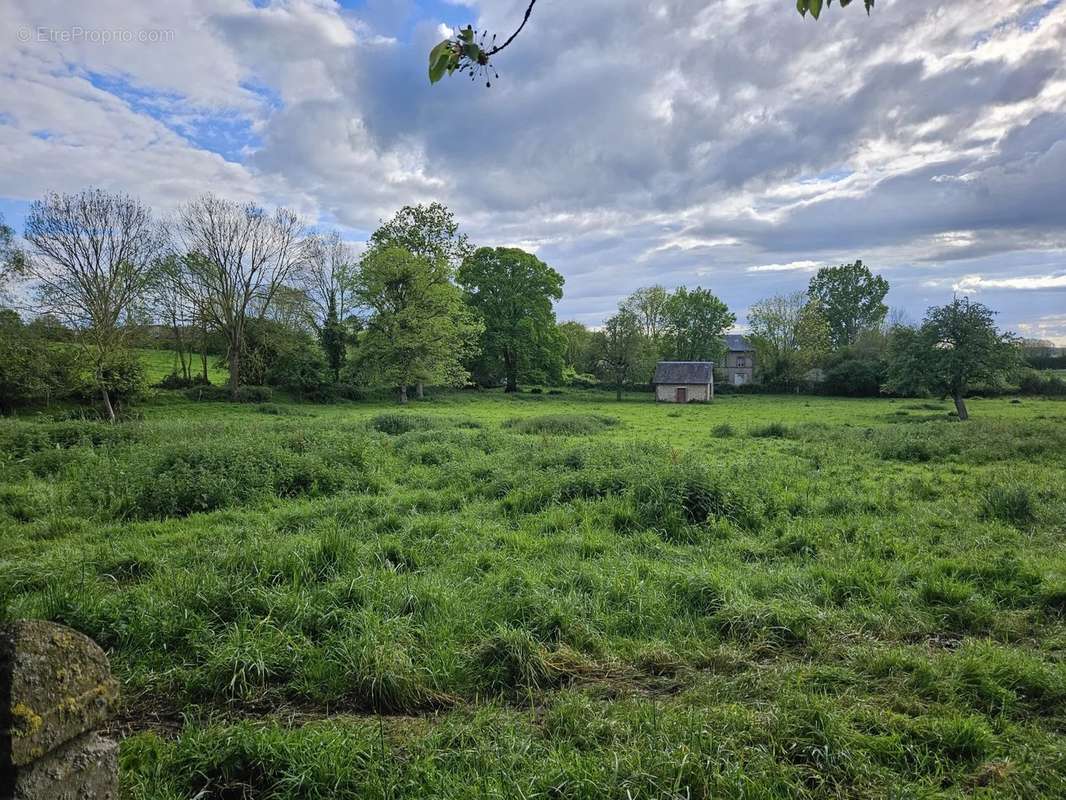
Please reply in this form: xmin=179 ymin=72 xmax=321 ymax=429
xmin=504 ymin=413 xmax=620 ymax=436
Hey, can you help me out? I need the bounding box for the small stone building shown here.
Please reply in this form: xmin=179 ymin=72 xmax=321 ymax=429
xmin=653 ymin=361 xmax=714 ymax=402
xmin=721 ymin=334 xmax=756 ymax=386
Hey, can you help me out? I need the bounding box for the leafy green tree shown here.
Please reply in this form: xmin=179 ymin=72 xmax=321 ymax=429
xmin=0 ymin=213 xmax=26 ymax=299
xmin=622 ymin=286 xmax=670 ymax=343
xmin=662 ymin=286 xmax=736 ymax=364
xmin=807 ymin=260 xmax=889 ymax=348
xmin=886 ymin=297 xmax=1021 ymax=420
xmin=747 ymin=292 xmax=830 ymax=389
xmin=367 ymin=203 xmax=471 ymax=398
xmin=458 ymin=247 xmax=565 ymax=392
xmin=593 ymin=309 xmax=653 ymax=401
xmin=558 ymin=320 xmax=596 ymax=374
xmin=320 ymin=295 xmax=347 ymax=384
xmin=355 ymin=246 xmax=480 ymax=403
xmin=367 ymin=203 xmax=471 ymax=273
xmin=430 ymin=1 xmax=873 ymax=86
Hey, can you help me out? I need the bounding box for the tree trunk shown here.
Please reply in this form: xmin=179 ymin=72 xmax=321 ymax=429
xmin=201 ymin=351 xmax=209 ymax=383
xmin=416 ymin=382 xmax=424 ymax=400
xmin=228 ymin=344 xmax=240 ymax=400
xmin=399 ymin=385 xmax=408 ymax=404
xmin=953 ymin=391 xmax=969 ymax=421
xmin=101 ymin=386 xmax=116 ymax=424
xmin=616 ymin=375 xmax=623 ymax=401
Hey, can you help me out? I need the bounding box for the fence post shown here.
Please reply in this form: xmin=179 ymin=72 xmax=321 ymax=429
xmin=1 ymin=620 xmax=120 ymax=799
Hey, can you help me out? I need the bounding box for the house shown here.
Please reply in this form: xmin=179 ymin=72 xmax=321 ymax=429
xmin=721 ymin=334 xmax=756 ymax=386
xmin=653 ymin=362 xmax=714 ymax=403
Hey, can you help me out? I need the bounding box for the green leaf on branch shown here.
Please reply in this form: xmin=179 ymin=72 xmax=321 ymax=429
xmin=809 ymin=0 xmax=824 ymax=19
xmin=797 ymin=0 xmax=809 ymax=16
xmin=429 ymin=40 xmax=455 ymax=84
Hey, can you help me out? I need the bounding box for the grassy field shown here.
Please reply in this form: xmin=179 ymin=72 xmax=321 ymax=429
xmin=2 ymin=390 xmax=1065 ymax=798
xmin=135 ymin=347 xmax=229 ymax=386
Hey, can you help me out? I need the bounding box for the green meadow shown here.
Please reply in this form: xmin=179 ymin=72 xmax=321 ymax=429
xmin=2 ymin=390 xmax=1065 ymax=798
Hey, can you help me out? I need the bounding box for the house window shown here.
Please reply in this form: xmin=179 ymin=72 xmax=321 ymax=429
xmin=736 ymin=357 xmax=747 ymax=367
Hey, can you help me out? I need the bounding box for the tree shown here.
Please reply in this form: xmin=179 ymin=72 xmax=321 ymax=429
xmin=558 ymin=320 xmax=595 ymax=374
xmin=622 ymin=285 xmax=670 ymax=342
xmin=747 ymin=292 xmax=830 ymax=389
xmin=367 ymin=203 xmax=472 ymax=398
xmin=151 ymin=254 xmax=199 ymax=382
xmin=321 ymin=294 xmax=346 ymax=384
xmin=303 ymin=230 xmax=358 ymax=330
xmin=354 ymin=246 xmax=480 ymax=404
xmin=24 ymin=189 xmax=166 ymax=421
xmin=367 ymin=203 xmax=472 ymax=272
xmin=0 ymin=212 xmax=26 ymax=299
xmin=175 ymin=195 xmax=307 ymax=399
xmin=458 ymin=247 xmax=565 ymax=392
xmin=429 ymin=1 xmax=874 ymax=86
xmin=662 ymin=286 xmax=736 ymax=364
xmin=886 ymin=297 xmax=1021 ymax=421
xmin=594 ymin=309 xmax=650 ymax=401
xmin=807 ymin=260 xmax=889 ymax=348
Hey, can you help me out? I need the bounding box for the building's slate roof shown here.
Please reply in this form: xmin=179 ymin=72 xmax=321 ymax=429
xmin=725 ymin=334 xmax=754 ymax=352
xmin=653 ymin=362 xmax=713 ymax=384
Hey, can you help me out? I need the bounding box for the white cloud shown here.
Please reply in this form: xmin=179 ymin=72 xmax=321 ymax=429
xmin=2 ymin=0 xmax=1066 ymax=336
xmin=746 ymin=261 xmax=821 ymax=273
xmin=953 ymin=273 xmax=1066 ymax=292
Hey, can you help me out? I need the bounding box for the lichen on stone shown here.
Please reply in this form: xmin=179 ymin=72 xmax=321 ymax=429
xmin=11 ymin=701 xmax=43 ymax=737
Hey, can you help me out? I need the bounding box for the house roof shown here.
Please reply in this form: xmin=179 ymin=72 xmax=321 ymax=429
xmin=725 ymin=334 xmax=754 ymax=352
xmin=653 ymin=362 xmax=713 ymax=384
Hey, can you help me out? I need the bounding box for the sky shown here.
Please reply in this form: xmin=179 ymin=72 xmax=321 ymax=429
xmin=2 ymin=0 xmax=1065 ymax=341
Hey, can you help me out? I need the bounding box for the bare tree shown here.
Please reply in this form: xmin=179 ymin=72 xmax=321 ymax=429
xmin=151 ymin=254 xmax=198 ymax=381
xmin=175 ymin=195 xmax=307 ymax=399
xmin=24 ymin=189 xmax=167 ymax=421
xmin=303 ymin=231 xmax=358 ymax=330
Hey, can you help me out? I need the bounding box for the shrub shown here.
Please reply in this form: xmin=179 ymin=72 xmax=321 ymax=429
xmin=0 ymin=310 xmax=83 ymax=413
xmin=371 ymin=413 xmax=437 ymax=435
xmin=235 ymin=386 xmax=273 ymax=403
xmin=1018 ymin=370 xmax=1066 ymax=397
xmin=181 ymin=384 xmax=272 ymax=403
xmin=153 ymin=373 xmax=209 ymax=390
xmin=504 ymin=414 xmax=620 ymax=436
xmin=568 ymin=372 xmax=600 ymax=389
xmin=822 ymin=356 xmax=887 ymax=397
xmin=711 ymin=423 xmax=735 ymax=438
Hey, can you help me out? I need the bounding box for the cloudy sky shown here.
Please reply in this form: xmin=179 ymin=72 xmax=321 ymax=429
xmin=3 ymin=0 xmax=1065 ymax=340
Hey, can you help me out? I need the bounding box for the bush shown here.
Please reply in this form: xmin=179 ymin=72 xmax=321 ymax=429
xmin=822 ymin=356 xmax=887 ymax=397
xmin=504 ymin=414 xmax=620 ymax=436
xmin=0 ymin=311 xmax=83 ymax=413
xmin=183 ymin=385 xmax=273 ymax=403
xmin=1018 ymin=371 xmax=1066 ymax=397
xmin=371 ymin=413 xmax=437 ymax=435
xmin=568 ymin=372 xmax=600 ymax=389
xmin=153 ymin=373 xmax=209 ymax=390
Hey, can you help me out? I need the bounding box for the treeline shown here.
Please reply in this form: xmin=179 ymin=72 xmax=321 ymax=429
xmin=0 ymin=193 xmax=582 ymax=417
xmin=0 ymin=192 xmax=1056 ymax=421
